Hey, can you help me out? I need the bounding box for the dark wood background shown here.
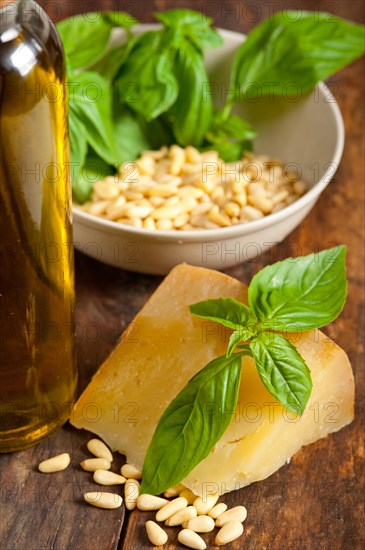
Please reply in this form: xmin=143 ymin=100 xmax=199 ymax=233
xmin=1 ymin=1 xmax=364 ymax=549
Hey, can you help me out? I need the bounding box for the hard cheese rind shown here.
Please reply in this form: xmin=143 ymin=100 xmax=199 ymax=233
xmin=71 ymin=264 xmax=354 ymax=496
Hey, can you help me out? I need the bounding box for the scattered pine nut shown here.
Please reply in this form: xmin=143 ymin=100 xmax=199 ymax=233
xmin=121 ymin=463 xmax=142 ymax=480
xmin=80 ymin=458 xmax=111 ymax=472
xmin=165 ymin=506 xmax=197 ymax=526
xmin=184 ymin=515 xmax=215 ymax=533
xmin=178 ymin=529 xmax=206 ymax=550
xmin=38 ymin=453 xmax=70 ymax=473
xmin=215 ymin=520 xmax=244 ymax=546
xmin=93 ymin=470 xmax=126 ymax=486
xmin=156 ymin=497 xmax=188 ymax=522
xmin=179 ymin=488 xmax=196 ymax=505
xmin=215 ymin=505 xmax=248 ymax=527
xmin=145 ymin=520 xmax=168 ymax=546
xmin=84 ymin=491 xmax=123 ymax=509
xmin=137 ymin=494 xmax=168 ymax=511
xmin=124 ymin=479 xmax=140 ymax=510
xmin=193 ymin=494 xmax=219 ymax=515
xmin=208 ymin=502 xmax=228 ymax=519
xmin=164 ymin=484 xmax=184 ymax=498
xmin=87 ymin=439 xmax=113 ymax=462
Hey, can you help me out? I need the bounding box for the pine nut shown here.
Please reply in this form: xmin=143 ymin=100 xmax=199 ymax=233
xmin=124 ymin=191 xmax=144 ymax=201
xmin=204 ymin=221 xmax=220 ymax=229
xmin=156 ymin=219 xmax=173 ymax=230
xmin=215 ymin=505 xmax=248 ymax=526
xmin=146 ymin=520 xmax=168 ymax=546
xmin=78 ymin=146 xmax=307 ymax=232
xmin=224 ymin=201 xmax=240 ymax=218
xmin=38 ymin=453 xmax=70 ymax=473
xmin=174 ymin=213 xmax=189 ymax=229
xmin=84 ymin=492 xmax=123 ymax=509
xmin=106 ymin=198 xmax=127 ymax=220
xmin=179 ymin=489 xmax=196 ymax=505
xmin=163 ymin=484 xmax=184 ymax=498
xmin=192 ymin=202 xmax=211 ymax=216
xmin=94 ymin=181 xmax=120 ymax=200
xmin=124 ymin=479 xmax=140 ymax=510
xmin=93 ymin=470 xmax=126 ymax=485
xmin=272 ymin=190 xmax=289 ymax=204
xmin=208 ymin=502 xmax=228 ymax=519
xmin=165 ymin=506 xmax=197 ymax=526
xmin=80 ymin=458 xmax=111 ymax=472
xmin=152 ymin=205 xmax=180 ymax=220
xmin=156 ymin=497 xmax=188 ymax=522
xmin=185 ymin=515 xmax=215 ymax=533
xmin=143 ymin=217 xmax=156 ymax=229
xmin=87 ymin=439 xmax=113 ymax=462
xmin=208 ymin=207 xmax=230 ymax=227
xmin=294 ymin=180 xmax=307 ymax=195
xmin=165 ymin=196 xmax=180 ymax=206
xmin=147 ymin=184 xmax=178 ymax=198
xmin=190 ymin=214 xmax=208 ymax=228
xmin=193 ymin=494 xmax=219 ymax=515
xmin=178 ymin=529 xmax=206 ymax=550
xmin=185 ymin=146 xmax=201 ymax=163
xmin=240 ymin=205 xmax=264 ymax=221
xmin=178 ymin=197 xmax=198 ymax=214
xmin=233 ymin=192 xmax=247 ymax=206
xmin=125 ymin=205 xmax=153 ymax=219
xmin=121 ymin=463 xmax=142 ymax=480
xmin=178 ymin=186 xmax=204 ymax=199
xmin=215 ymin=520 xmax=244 ymax=546
xmin=137 ymin=494 xmax=168 ymax=511
xmin=149 ymin=196 xmax=165 ymax=207
xmin=117 ymin=217 xmax=143 ymax=228
xmin=87 ymin=201 xmax=110 ymax=216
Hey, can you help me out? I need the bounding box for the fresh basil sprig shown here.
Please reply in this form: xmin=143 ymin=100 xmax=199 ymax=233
xmin=141 ymin=247 xmax=347 ymax=494
xmin=141 ymin=352 xmax=248 ymax=495
xmin=58 ymin=9 xmax=365 ymax=202
xmin=225 ymin=11 xmax=365 ymax=111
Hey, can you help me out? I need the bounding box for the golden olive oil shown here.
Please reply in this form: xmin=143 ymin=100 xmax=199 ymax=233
xmin=0 ymin=0 xmax=77 ymax=451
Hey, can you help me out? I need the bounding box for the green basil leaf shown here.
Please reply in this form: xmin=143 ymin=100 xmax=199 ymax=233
xmin=102 ymin=11 xmax=138 ymax=28
xmin=229 ymin=11 xmax=365 ymax=98
xmin=226 ymin=329 xmax=253 ymax=357
xmin=206 ymin=110 xmax=256 ymax=143
xmin=70 ymin=72 xmax=116 ymax=165
xmin=154 ymin=9 xmax=222 ymax=51
xmin=154 ymin=8 xmax=213 ymax=27
xmin=190 ymin=298 xmax=252 ymax=330
xmin=114 ymin=31 xmax=178 ymax=120
xmin=169 ymin=42 xmax=212 ymax=147
xmin=248 ymin=246 xmax=347 ymax=331
xmin=57 ymin=14 xmax=114 ymax=70
xmin=90 ymin=45 xmax=127 ymax=81
xmin=141 ymin=353 xmax=243 ymax=495
xmin=250 ymin=332 xmax=312 ymax=415
xmin=113 ymin=104 xmax=150 ymax=163
xmin=187 ymin=25 xmax=223 ymax=50
xmin=68 ymin=108 xmax=88 ymax=201
xmin=205 ymin=140 xmax=252 ymax=162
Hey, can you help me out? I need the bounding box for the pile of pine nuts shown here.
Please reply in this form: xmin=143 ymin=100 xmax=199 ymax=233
xmin=38 ymin=439 xmax=247 ymax=548
xmin=75 ymin=145 xmax=307 ymax=231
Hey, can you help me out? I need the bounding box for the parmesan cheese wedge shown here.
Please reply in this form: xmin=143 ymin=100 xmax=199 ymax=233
xmin=71 ymin=264 xmax=354 ymax=496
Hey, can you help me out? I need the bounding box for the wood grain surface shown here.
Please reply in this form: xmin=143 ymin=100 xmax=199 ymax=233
xmin=1 ymin=1 xmax=364 ymax=549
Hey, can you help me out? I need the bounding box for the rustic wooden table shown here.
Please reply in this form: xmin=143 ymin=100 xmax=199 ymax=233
xmin=1 ymin=1 xmax=364 ymax=549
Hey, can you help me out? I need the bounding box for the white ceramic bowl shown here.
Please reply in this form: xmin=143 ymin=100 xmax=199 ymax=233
xmin=73 ymin=26 xmax=344 ymax=275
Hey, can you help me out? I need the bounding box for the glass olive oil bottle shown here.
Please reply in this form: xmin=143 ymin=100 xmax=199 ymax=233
xmin=0 ymin=0 xmax=77 ymax=451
